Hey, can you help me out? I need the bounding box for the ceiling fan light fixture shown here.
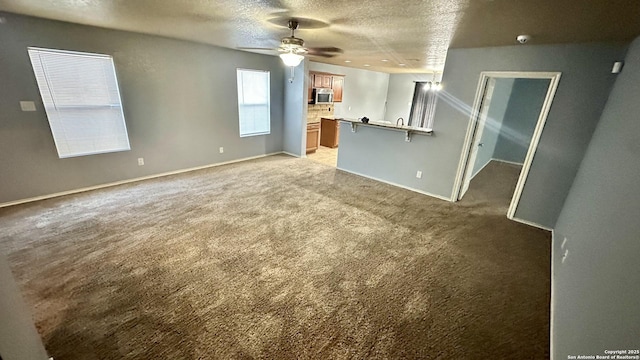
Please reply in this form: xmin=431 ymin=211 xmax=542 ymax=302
xmin=280 ymin=52 xmax=304 ymax=67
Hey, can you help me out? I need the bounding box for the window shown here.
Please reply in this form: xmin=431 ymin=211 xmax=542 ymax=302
xmin=28 ymin=47 xmax=130 ymax=158
xmin=236 ymin=69 xmax=270 ymax=137
xmin=408 ymin=82 xmax=438 ymax=131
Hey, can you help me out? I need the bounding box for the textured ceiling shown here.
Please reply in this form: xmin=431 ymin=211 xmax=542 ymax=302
xmin=1 ymin=0 xmax=639 ymax=74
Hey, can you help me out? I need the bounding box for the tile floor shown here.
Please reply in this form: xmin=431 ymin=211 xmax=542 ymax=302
xmin=306 ymin=146 xmax=338 ymax=167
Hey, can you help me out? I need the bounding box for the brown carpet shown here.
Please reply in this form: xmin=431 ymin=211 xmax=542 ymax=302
xmin=0 ymin=155 xmax=550 ymax=359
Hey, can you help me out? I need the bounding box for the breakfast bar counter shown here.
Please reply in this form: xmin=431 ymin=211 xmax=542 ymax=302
xmin=337 ymin=118 xmax=433 ymax=142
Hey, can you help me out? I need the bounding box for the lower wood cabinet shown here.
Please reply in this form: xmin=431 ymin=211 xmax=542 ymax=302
xmin=306 ymin=122 xmax=320 ymax=153
xmin=320 ymin=118 xmax=340 ymax=148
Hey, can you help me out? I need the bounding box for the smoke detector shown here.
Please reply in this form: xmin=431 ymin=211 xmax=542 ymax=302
xmin=516 ymin=35 xmax=531 ymax=44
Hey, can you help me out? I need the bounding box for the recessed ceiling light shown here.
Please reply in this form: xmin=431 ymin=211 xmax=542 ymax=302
xmin=399 ymin=63 xmax=406 ymax=66
xmin=381 ymin=59 xmax=388 ymax=62
xmin=344 ymin=60 xmax=352 ymax=63
xmin=364 ymin=64 xmax=371 ymax=67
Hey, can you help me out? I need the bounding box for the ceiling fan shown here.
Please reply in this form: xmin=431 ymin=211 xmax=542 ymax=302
xmin=239 ymin=19 xmax=343 ymax=67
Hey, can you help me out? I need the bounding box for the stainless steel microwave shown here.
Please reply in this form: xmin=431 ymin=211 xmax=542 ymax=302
xmin=311 ymin=88 xmax=334 ymax=104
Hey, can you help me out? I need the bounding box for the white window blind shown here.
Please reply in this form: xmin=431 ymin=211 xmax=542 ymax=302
xmin=237 ymin=69 xmax=270 ymax=137
xmin=28 ymin=47 xmax=131 ymax=158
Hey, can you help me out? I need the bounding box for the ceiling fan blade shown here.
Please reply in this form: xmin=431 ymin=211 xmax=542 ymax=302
xmin=307 ymin=52 xmax=339 ymax=58
xmin=237 ymin=47 xmax=278 ymax=51
xmin=307 ymin=47 xmax=343 ymax=55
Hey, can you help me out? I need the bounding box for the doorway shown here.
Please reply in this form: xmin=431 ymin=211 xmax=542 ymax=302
xmin=306 ymin=116 xmax=340 ymax=167
xmin=453 ymin=72 xmax=561 ymax=223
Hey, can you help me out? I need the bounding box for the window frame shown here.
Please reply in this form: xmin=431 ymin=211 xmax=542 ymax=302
xmin=27 ymin=46 xmax=131 ymax=158
xmin=236 ymin=68 xmax=271 ymax=138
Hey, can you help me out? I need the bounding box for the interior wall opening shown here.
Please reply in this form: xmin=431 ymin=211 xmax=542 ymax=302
xmin=454 ymin=72 xmax=561 ymax=225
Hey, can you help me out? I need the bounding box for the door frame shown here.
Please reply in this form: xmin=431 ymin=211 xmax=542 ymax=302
xmin=451 ymin=71 xmax=562 ymax=220
xmin=458 ymin=77 xmax=497 ymax=198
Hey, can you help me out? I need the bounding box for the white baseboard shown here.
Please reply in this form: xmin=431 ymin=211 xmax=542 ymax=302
xmin=0 ymin=152 xmax=284 ymax=208
xmin=281 ymin=151 xmax=301 ymax=158
xmin=509 ymin=215 xmax=553 ymax=231
xmin=469 ymin=159 xmax=492 ymax=181
xmin=336 ymin=167 xmax=453 ymax=202
xmin=470 ymin=158 xmax=524 ymax=182
xmin=491 ymin=158 xmax=524 ymax=166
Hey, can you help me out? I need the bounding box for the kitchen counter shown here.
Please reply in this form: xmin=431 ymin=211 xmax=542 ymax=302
xmin=337 ymin=118 xmax=433 ymax=142
xmin=308 ymin=115 xmax=334 ymax=124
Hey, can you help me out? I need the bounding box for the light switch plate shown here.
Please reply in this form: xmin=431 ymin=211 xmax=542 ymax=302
xmin=20 ymin=101 xmax=36 ymax=111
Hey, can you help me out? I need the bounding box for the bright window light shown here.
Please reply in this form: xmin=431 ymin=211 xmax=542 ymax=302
xmin=237 ymin=69 xmax=271 ymax=137
xmin=28 ymin=47 xmax=131 ymax=158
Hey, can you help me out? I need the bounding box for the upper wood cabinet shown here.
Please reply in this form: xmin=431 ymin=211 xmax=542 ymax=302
xmin=331 ymin=76 xmax=344 ymax=103
xmin=313 ymin=74 xmax=332 ymax=88
xmin=321 ymin=75 xmax=332 ymax=88
xmin=308 ymin=72 xmax=345 ymax=103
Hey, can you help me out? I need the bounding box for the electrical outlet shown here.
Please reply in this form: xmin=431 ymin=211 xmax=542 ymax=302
xmin=137 ymin=157 xmax=144 ymax=166
xmin=219 ymin=147 xmax=224 ymax=154
xmin=20 ymin=101 xmax=36 ymax=111
xmin=416 ymin=171 xmax=422 ymax=179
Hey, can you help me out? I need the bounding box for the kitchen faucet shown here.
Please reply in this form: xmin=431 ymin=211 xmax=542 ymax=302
xmin=396 ymin=117 xmax=404 ymax=126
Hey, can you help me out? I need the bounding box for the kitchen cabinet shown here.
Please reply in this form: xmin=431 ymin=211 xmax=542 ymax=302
xmin=320 ymin=118 xmax=340 ymax=148
xmin=313 ymin=74 xmax=332 ymax=89
xmin=313 ymin=74 xmax=332 ymax=88
xmin=331 ymin=76 xmax=344 ymax=103
xmin=308 ymin=72 xmax=345 ymax=103
xmin=306 ymin=122 xmax=320 ymax=153
xmin=308 ymin=74 xmax=315 ymax=103
xmin=322 ymin=75 xmax=332 ymax=88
